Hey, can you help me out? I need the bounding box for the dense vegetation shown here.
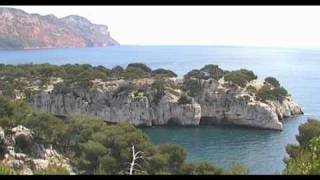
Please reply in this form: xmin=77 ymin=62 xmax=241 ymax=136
xmin=0 ymin=95 xmax=248 ymax=175
xmin=284 ymin=119 xmax=320 ymax=174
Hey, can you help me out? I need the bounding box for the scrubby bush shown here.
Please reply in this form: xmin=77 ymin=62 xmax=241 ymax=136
xmin=184 ymin=69 xmax=204 ymax=80
xmin=265 ymin=77 xmax=280 ymax=88
xmin=273 ymin=87 xmax=288 ymax=101
xmin=256 ymin=85 xmax=288 ymax=102
xmin=112 ymin=65 xmax=124 ymax=72
xmin=152 ymin=68 xmax=177 ymax=78
xmin=224 ymin=69 xmax=257 ymax=88
xmin=200 ymin=64 xmax=224 ymax=80
xmin=121 ymin=66 xmax=151 ymax=79
xmin=239 ymin=69 xmax=257 ymax=81
xmin=127 ymin=63 xmax=152 ymax=73
xmin=246 ymin=85 xmax=257 ymax=95
xmin=158 ymin=144 xmax=187 ymax=173
xmin=184 ymin=64 xmax=224 ymax=80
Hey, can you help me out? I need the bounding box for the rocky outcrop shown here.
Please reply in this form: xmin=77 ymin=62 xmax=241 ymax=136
xmin=0 ymin=126 xmax=73 ymax=175
xmin=26 ymin=77 xmax=303 ymax=130
xmin=0 ymin=7 xmax=119 ymax=49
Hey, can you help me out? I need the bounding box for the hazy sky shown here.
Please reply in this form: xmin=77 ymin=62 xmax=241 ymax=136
xmin=3 ymin=6 xmax=320 ymax=48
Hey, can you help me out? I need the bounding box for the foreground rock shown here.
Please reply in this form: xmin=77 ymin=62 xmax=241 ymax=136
xmin=26 ymin=77 xmax=303 ymax=131
xmin=0 ymin=126 xmax=73 ymax=175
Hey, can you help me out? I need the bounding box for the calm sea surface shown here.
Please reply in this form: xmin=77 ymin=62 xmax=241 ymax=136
xmin=0 ymin=45 xmax=319 ymax=174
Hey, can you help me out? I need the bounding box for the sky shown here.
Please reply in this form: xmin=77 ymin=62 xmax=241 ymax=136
xmin=2 ymin=6 xmax=320 ymax=48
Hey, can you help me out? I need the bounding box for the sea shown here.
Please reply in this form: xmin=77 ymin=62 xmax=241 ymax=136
xmin=0 ymin=45 xmax=319 ymax=174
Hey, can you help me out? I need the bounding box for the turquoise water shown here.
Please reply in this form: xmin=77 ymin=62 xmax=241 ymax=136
xmin=0 ymin=45 xmax=319 ymax=174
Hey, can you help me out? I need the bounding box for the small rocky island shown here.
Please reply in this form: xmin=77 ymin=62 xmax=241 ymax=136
xmin=0 ymin=63 xmax=303 ymax=130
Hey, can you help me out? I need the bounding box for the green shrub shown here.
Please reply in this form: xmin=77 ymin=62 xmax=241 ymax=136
xmin=152 ymin=68 xmax=177 ymax=78
xmin=273 ymin=87 xmax=288 ymax=101
xmin=246 ymin=85 xmax=257 ymax=94
xmin=126 ymin=63 xmax=152 ymax=73
xmin=256 ymin=85 xmax=276 ymax=101
xmin=224 ymin=69 xmax=257 ymax=88
xmin=158 ymin=144 xmax=187 ymax=173
xmin=200 ymin=64 xmax=224 ymax=80
xmin=121 ymin=67 xmax=151 ymax=79
xmin=239 ymin=69 xmax=257 ymax=81
xmin=265 ymin=77 xmax=280 ymax=88
xmin=256 ymin=85 xmax=288 ymax=102
xmin=184 ymin=69 xmax=206 ymax=80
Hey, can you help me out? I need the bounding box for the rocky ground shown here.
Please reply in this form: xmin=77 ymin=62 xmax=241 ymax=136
xmin=0 ymin=126 xmax=73 ymax=175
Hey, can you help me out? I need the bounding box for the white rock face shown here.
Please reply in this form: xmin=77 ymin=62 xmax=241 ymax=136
xmin=27 ymin=78 xmax=303 ymax=130
xmin=0 ymin=126 xmax=73 ymax=175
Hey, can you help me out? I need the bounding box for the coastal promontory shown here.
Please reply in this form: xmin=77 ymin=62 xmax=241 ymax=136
xmin=0 ymin=8 xmax=119 ymax=49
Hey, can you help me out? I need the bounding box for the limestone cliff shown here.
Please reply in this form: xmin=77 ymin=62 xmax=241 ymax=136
xmin=25 ymin=77 xmax=302 ymax=130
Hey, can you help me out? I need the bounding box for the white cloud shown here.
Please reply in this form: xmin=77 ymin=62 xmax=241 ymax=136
xmin=2 ymin=6 xmax=320 ymax=48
